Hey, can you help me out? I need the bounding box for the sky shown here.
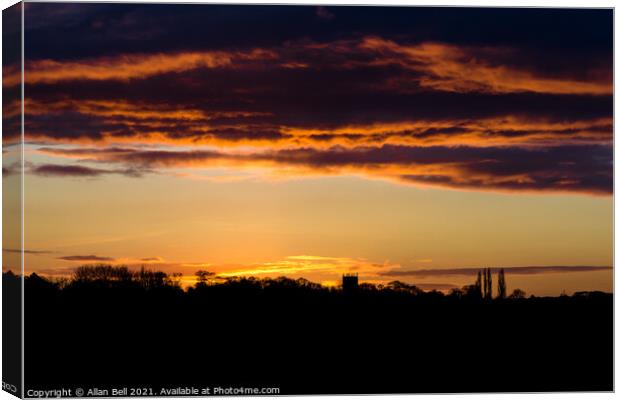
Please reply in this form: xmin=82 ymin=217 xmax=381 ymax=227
xmin=2 ymin=4 xmax=613 ymax=295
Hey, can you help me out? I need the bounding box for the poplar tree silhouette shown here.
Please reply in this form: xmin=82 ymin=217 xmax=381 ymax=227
xmin=488 ymin=268 xmax=493 ymax=300
xmin=482 ymin=268 xmax=492 ymax=301
xmin=475 ymin=270 xmax=483 ymax=299
xmin=497 ymin=268 xmax=506 ymax=299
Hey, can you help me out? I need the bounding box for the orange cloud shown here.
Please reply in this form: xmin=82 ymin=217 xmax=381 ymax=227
xmin=5 ymin=48 xmax=277 ymax=86
xmin=17 ymin=35 xmax=611 ymax=196
xmin=23 ymin=95 xmax=611 ymax=149
xmin=357 ymin=37 xmax=611 ymax=95
xmin=282 ymin=117 xmax=612 ymax=148
xmin=11 ymin=36 xmax=609 ymax=97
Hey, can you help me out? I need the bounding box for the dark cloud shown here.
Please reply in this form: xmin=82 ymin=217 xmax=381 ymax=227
xmin=3 ymin=248 xmax=53 ymax=255
xmin=31 ymin=164 xmax=111 ymax=177
xmin=23 ymin=5 xmax=611 ymax=63
xmin=38 ymin=143 xmax=612 ymax=194
xmin=315 ymin=7 xmax=335 ymax=21
xmin=58 ymin=255 xmax=115 ymax=262
xmin=25 ymin=77 xmax=613 ymax=128
xmin=2 ymin=2 xmax=21 ymax=67
xmin=2 ymin=162 xmax=21 ymax=177
xmin=19 ymin=4 xmax=612 ymax=196
xmin=23 ymin=84 xmax=612 ymax=143
xmin=379 ymin=266 xmax=612 ymax=278
xmin=19 ymin=33 xmax=611 ymax=152
xmin=29 ymin=163 xmax=147 ymax=178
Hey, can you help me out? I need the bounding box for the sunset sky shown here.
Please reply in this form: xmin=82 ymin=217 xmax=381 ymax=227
xmin=2 ymin=4 xmax=613 ymax=295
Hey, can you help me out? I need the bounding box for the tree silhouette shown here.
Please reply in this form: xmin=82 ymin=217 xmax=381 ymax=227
xmin=195 ymin=270 xmax=215 ymax=286
xmin=475 ymin=270 xmax=482 ymax=298
xmin=486 ymin=268 xmax=493 ymax=300
xmin=448 ymin=287 xmax=464 ymax=299
xmin=482 ymin=268 xmax=487 ymax=299
xmin=72 ymin=265 xmax=138 ymax=290
xmin=135 ymin=266 xmax=168 ymax=289
xmin=74 ymin=264 xmax=133 ymax=283
xmin=166 ymin=272 xmax=183 ymax=288
xmin=481 ymin=268 xmax=492 ymax=300
xmin=387 ymin=280 xmax=423 ymax=296
xmin=19 ymin=266 xmax=612 ymax=395
xmin=497 ymin=268 xmax=506 ymax=299
xmin=17 ymin=264 xmax=613 ymax=394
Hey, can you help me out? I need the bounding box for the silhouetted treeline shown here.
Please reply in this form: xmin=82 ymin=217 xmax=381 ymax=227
xmin=18 ymin=264 xmax=529 ymax=301
xmin=11 ymin=266 xmax=612 ymax=395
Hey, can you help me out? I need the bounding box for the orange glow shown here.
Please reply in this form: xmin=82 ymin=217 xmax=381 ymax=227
xmin=216 ymin=255 xmax=390 ymax=277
